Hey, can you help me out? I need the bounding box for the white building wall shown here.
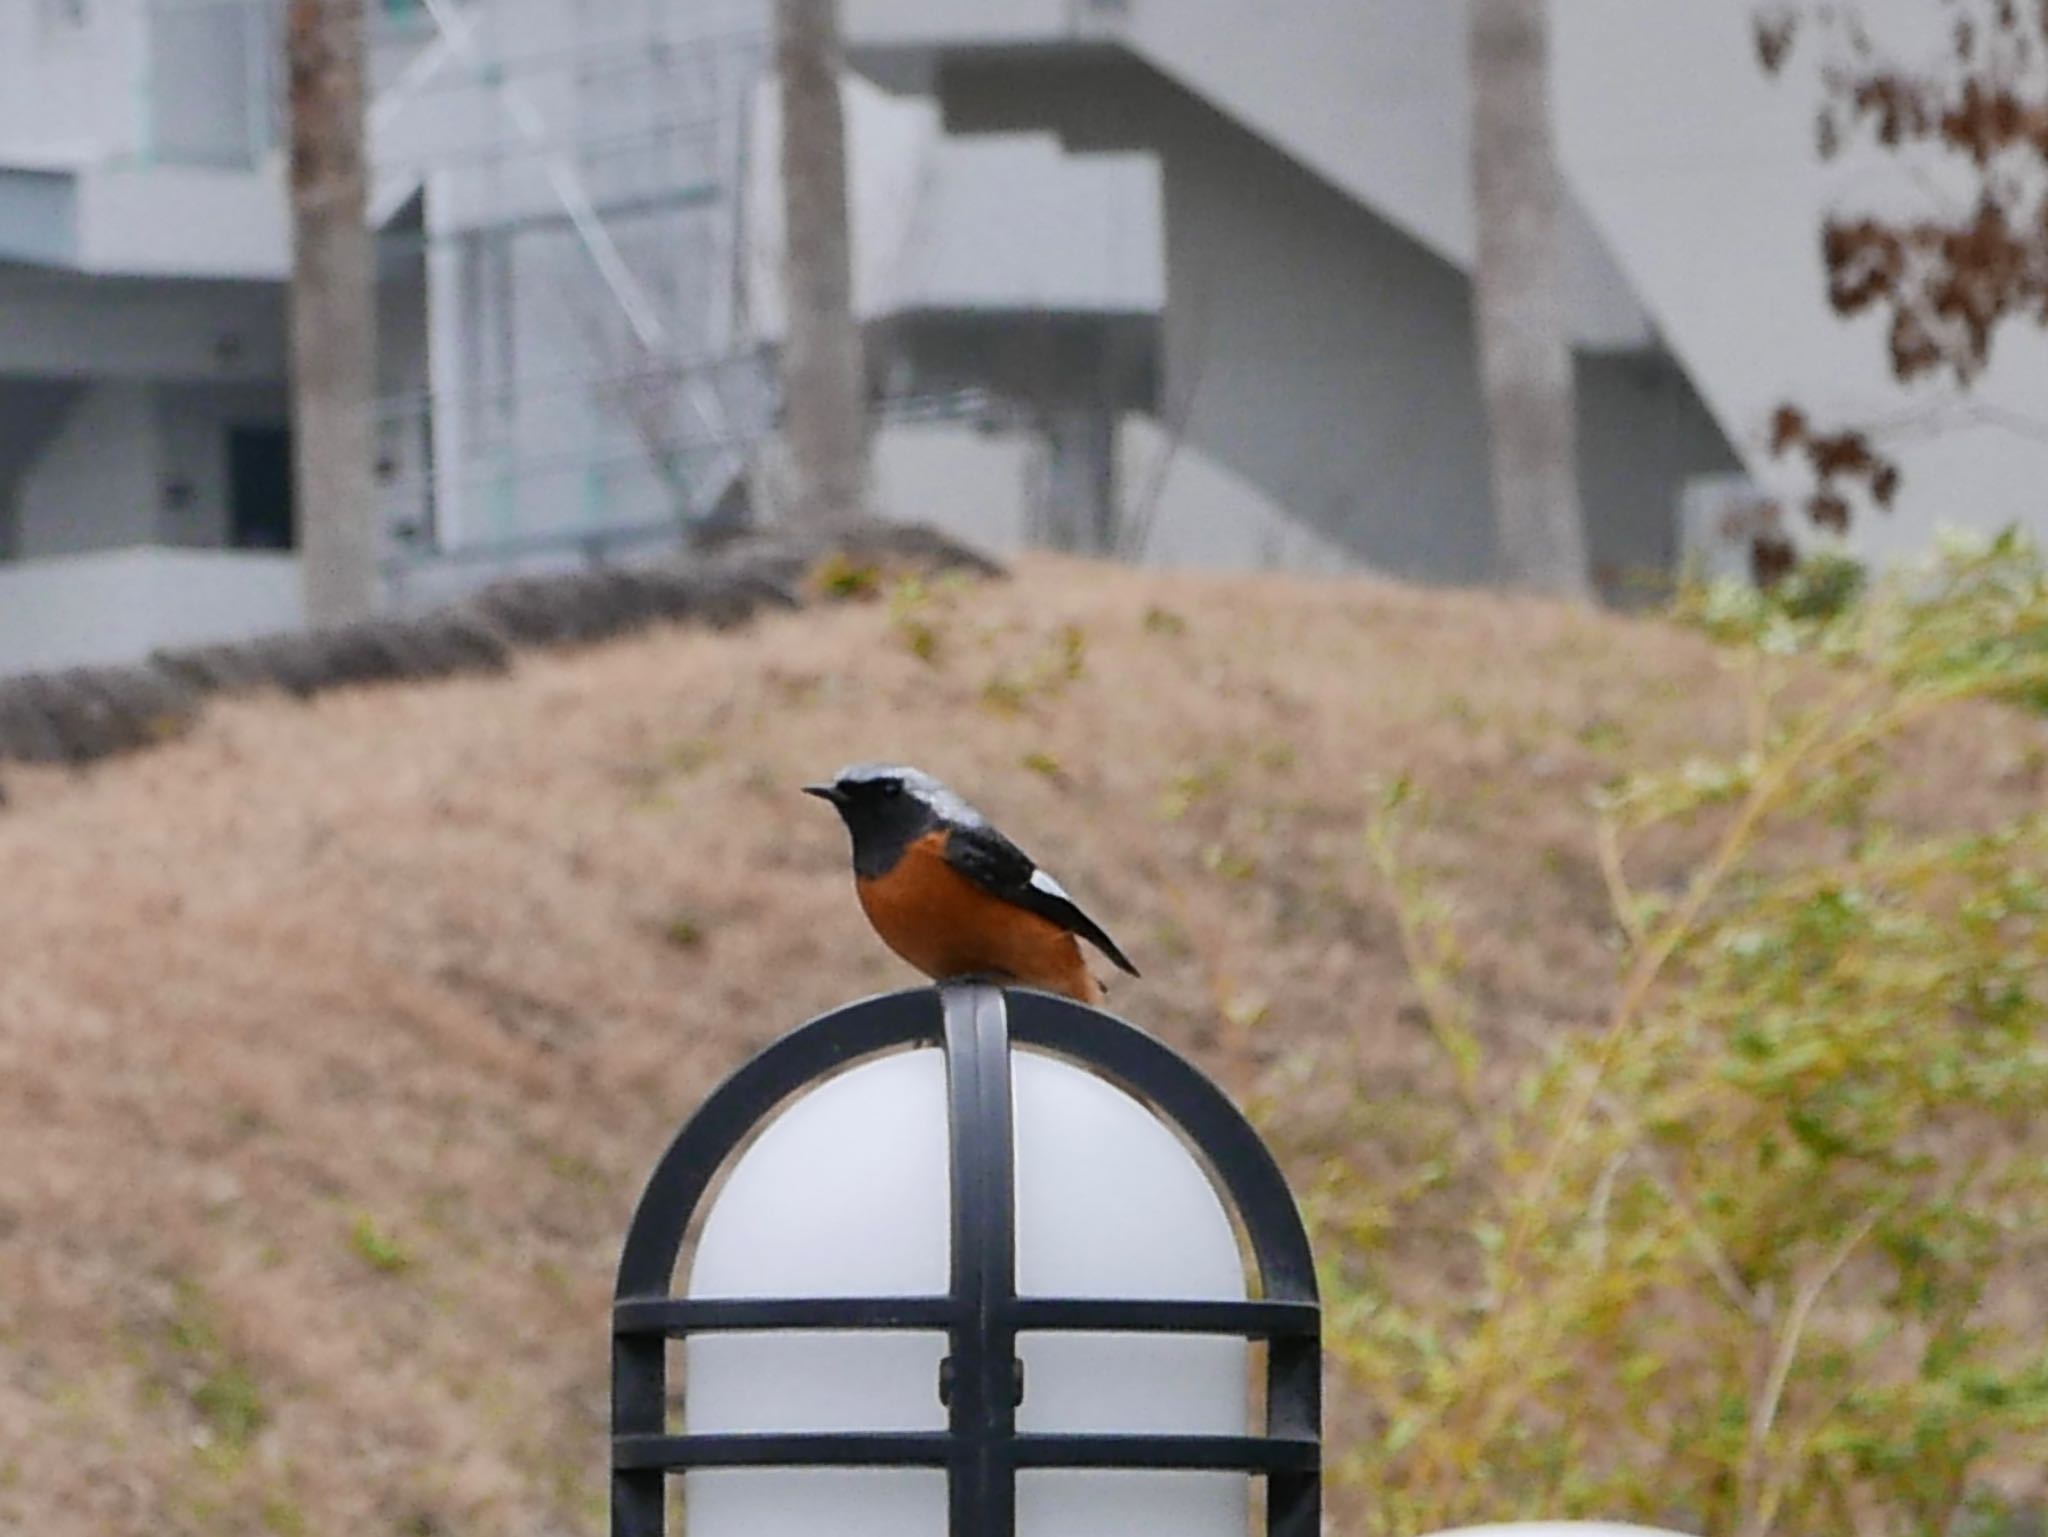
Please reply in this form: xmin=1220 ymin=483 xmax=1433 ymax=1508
xmin=75 ymin=161 xmax=287 ymax=278
xmin=15 ymin=383 xmax=162 ymax=559
xmin=1153 ymin=93 xmax=1494 ymax=582
xmin=0 ymin=0 xmax=290 ymax=278
xmin=1121 ymin=414 xmax=1352 ymax=573
xmin=1579 ymin=352 xmax=1743 ymax=586
xmin=407 ymin=0 xmax=770 ymax=552
xmin=854 ymin=0 xmax=2048 ymax=570
xmin=423 ymin=224 xmax=473 ymax=547
xmin=0 ymin=0 xmax=146 ymax=164
xmin=141 ymin=0 xmax=279 ymax=167
xmin=840 ymin=0 xmax=1068 ymax=54
xmin=854 ymin=414 xmax=1348 ymax=574
xmin=844 ymin=3 xmax=1739 ymax=582
xmin=1160 ymin=115 xmax=1733 ymax=584
xmin=154 ymin=381 xmax=291 ymax=550
xmin=0 ymin=268 xmax=286 ymax=382
xmin=424 ymin=218 xmax=679 ymax=549
xmin=0 ymin=0 xmax=430 ymax=280
xmin=846 ymin=0 xmax=1651 ymax=348
xmin=1116 ymin=0 xmax=1474 ymax=268
xmin=7 ymin=377 xmax=289 ymax=566
xmin=868 ymin=422 xmax=1036 ymax=555
xmin=745 ymin=73 xmax=1163 ymax=333
xmin=0 ymin=548 xmax=300 ymax=676
xmin=868 ymin=42 xmax=1738 ymax=582
xmin=1556 ymin=0 xmax=2048 ymax=564
xmin=375 ymin=251 xmax=435 ymax=544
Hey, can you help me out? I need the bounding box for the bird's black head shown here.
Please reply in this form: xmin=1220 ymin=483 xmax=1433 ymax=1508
xmin=804 ymin=762 xmax=975 ymax=879
xmin=804 ymin=764 xmax=941 ymax=879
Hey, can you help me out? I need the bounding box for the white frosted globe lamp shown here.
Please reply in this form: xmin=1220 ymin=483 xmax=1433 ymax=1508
xmin=611 ymin=984 xmax=1321 ymax=1537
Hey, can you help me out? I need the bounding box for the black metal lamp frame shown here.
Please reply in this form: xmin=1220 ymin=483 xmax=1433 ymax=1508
xmin=611 ymin=983 xmax=1321 ymax=1537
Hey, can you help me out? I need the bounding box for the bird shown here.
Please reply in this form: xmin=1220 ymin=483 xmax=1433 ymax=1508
xmin=805 ymin=763 xmax=1138 ymax=1006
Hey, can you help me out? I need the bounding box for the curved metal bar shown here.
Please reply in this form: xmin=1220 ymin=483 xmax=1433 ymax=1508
xmin=612 ymin=1296 xmax=1314 ymax=1339
xmin=615 ymin=1431 xmax=1319 ymax=1475
xmin=1012 ymin=1434 xmax=1321 ymax=1474
xmin=612 ymin=989 xmax=942 ymax=1537
xmin=1007 ymin=1298 xmax=1319 ymax=1338
xmin=615 ymin=1432 xmax=955 ymax=1471
xmin=613 ymin=988 xmax=943 ymax=1300
xmin=998 ymin=986 xmax=1324 ymax=1537
xmin=1001 ymin=987 xmax=1321 ymax=1307
xmin=614 ymin=1296 xmax=959 ymax=1335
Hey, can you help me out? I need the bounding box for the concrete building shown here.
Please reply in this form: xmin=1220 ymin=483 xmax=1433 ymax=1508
xmin=841 ymin=0 xmax=2048 ymax=584
xmin=744 ymin=70 xmax=1396 ymax=571
xmin=0 ymin=0 xmax=302 ymax=672
xmin=0 ymin=0 xmax=819 ymax=670
xmin=0 ymin=0 xmax=1189 ymax=673
xmin=9 ymin=0 xmax=2038 ymax=676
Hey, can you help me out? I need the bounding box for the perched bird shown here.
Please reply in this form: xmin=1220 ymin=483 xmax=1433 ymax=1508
xmin=805 ymin=763 xmax=1138 ymax=1005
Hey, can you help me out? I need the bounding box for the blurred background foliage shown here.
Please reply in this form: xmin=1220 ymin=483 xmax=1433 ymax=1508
xmin=1321 ymin=531 xmax=2048 ymax=1535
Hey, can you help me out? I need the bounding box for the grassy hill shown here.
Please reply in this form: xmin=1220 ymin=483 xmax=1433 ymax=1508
xmin=0 ymin=556 xmax=2039 ymax=1535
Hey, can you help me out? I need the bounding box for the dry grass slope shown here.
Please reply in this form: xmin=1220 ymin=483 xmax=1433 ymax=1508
xmin=0 ymin=557 xmax=2038 ymax=1535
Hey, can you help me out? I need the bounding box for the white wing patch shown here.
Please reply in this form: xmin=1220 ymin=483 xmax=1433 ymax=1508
xmin=1028 ymin=867 xmax=1074 ymax=905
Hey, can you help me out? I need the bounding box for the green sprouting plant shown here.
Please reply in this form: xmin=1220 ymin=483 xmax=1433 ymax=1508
xmin=980 ymin=624 xmax=1089 ymax=714
xmin=348 ymin=1212 xmax=416 ymax=1276
xmin=886 ymin=575 xmax=945 ymax=664
xmin=1768 ymin=550 xmax=1868 ymax=623
xmin=1327 ymin=531 xmax=2048 ymax=1535
xmin=1158 ymin=762 xmax=1232 ymax=822
xmin=1143 ymin=604 xmax=1189 ymax=637
xmin=161 ymin=1280 xmax=270 ymax=1475
xmin=806 ymin=553 xmax=884 ymax=601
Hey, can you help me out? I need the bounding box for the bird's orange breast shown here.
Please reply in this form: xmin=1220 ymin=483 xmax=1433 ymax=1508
xmin=856 ymin=830 xmax=1100 ymax=1004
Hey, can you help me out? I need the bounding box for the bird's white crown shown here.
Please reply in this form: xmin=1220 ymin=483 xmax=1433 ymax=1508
xmin=831 ymin=762 xmax=989 ymax=829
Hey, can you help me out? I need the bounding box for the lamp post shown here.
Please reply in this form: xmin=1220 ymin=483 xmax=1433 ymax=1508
xmin=611 ymin=983 xmax=1321 ymax=1537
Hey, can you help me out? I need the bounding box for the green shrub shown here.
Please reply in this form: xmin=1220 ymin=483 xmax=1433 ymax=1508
xmin=1329 ymin=532 xmax=2048 ymax=1535
xmin=1768 ymin=550 xmax=1868 ymax=622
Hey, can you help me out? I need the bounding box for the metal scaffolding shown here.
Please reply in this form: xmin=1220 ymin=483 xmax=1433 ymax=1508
xmin=330 ymin=0 xmax=774 ymax=585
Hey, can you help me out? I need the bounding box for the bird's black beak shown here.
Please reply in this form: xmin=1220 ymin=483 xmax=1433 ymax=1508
xmin=803 ymin=783 xmax=848 ymax=807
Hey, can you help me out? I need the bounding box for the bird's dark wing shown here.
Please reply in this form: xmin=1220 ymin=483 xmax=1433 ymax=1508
xmin=943 ymin=822 xmax=1140 ymax=978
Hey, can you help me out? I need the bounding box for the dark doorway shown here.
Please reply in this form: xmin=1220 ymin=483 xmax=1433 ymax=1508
xmin=228 ymin=425 xmax=295 ymax=550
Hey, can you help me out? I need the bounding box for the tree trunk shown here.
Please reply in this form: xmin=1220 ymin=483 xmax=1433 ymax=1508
xmin=776 ymin=0 xmax=870 ymax=528
xmin=1469 ymin=0 xmax=1592 ymax=599
xmin=287 ymin=0 xmax=378 ymax=625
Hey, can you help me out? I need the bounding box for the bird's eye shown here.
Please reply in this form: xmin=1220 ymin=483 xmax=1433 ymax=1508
xmin=879 ymin=779 xmax=903 ymax=798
